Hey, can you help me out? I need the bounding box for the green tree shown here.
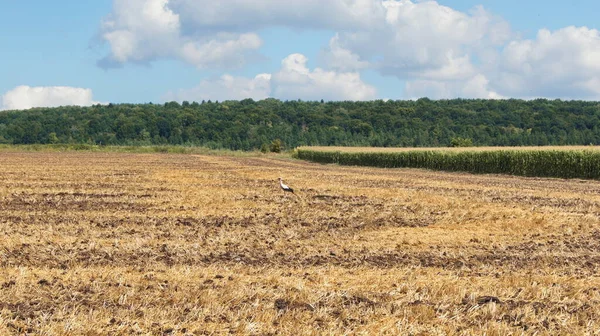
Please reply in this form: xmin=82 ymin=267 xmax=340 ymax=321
xmin=260 ymin=143 xmax=269 ymax=153
xmin=450 ymin=137 xmax=473 ymax=147
xmin=270 ymin=139 xmax=283 ymax=153
xmin=48 ymin=132 xmax=59 ymax=144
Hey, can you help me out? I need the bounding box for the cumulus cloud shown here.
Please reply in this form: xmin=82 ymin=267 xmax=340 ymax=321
xmin=315 ymin=0 xmax=512 ymax=99
xmin=103 ymin=0 xmax=503 ymax=75
xmin=179 ymin=33 xmax=262 ymax=69
xmin=322 ymin=1 xmax=510 ymax=81
xmin=272 ymin=54 xmax=376 ymax=101
xmin=99 ymin=0 xmax=386 ymax=69
xmin=323 ymin=1 xmax=599 ymax=100
xmin=100 ymin=0 xmax=180 ymax=64
xmin=405 ymin=74 xmax=503 ymax=99
xmin=99 ymin=0 xmax=263 ymax=69
xmin=1 ymin=86 xmax=101 ymax=111
xmin=99 ymin=0 xmax=600 ymax=100
xmin=165 ymin=53 xmax=376 ymax=102
xmin=98 ymin=0 xmax=511 ymax=98
xmin=321 ymin=34 xmax=370 ymax=71
xmin=496 ymin=26 xmax=600 ymax=99
xmin=164 ymin=73 xmax=272 ymax=102
xmin=168 ymin=0 xmax=386 ymax=32
xmin=398 ymin=24 xmax=600 ymax=100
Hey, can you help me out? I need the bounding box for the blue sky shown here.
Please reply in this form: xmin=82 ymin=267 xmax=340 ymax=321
xmin=1 ymin=0 xmax=600 ymax=110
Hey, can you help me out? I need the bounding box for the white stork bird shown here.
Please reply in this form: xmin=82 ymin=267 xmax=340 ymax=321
xmin=278 ymin=177 xmax=294 ymax=194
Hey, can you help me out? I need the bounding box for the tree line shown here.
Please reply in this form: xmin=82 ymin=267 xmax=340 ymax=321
xmin=1 ymin=98 xmax=600 ymax=150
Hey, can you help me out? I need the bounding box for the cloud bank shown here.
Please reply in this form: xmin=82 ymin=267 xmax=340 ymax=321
xmin=166 ymin=53 xmax=377 ymax=102
xmin=100 ymin=0 xmax=600 ymax=100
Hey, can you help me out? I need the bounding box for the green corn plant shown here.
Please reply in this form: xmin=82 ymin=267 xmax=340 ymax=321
xmin=296 ymin=148 xmax=600 ymax=180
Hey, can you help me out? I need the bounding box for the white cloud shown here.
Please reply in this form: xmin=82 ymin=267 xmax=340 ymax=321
xmin=405 ymin=74 xmax=503 ymax=100
xmin=321 ymin=34 xmax=370 ymax=71
xmin=323 ymin=2 xmax=600 ymax=100
xmin=164 ymin=73 xmax=272 ymax=102
xmin=100 ymin=0 xmax=180 ymax=64
xmin=496 ymin=26 xmax=600 ymax=99
xmin=395 ymin=18 xmax=600 ymax=100
xmin=399 ymin=23 xmax=600 ymax=101
xmin=99 ymin=0 xmax=387 ymax=69
xmin=168 ymin=0 xmax=386 ymax=31
xmin=462 ymin=75 xmax=504 ymax=99
xmin=179 ymin=33 xmax=262 ymax=69
xmin=0 ymin=86 xmax=101 ymax=111
xmin=100 ymin=0 xmax=506 ymax=97
xmin=314 ymin=0 xmax=513 ymax=99
xmin=272 ymin=54 xmax=376 ymax=101
xmin=99 ymin=0 xmax=600 ymax=100
xmin=324 ymin=1 xmax=510 ymax=81
xmin=165 ymin=53 xmax=376 ymax=102
xmin=99 ymin=0 xmax=263 ymax=68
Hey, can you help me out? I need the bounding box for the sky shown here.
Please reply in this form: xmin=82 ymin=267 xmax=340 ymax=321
xmin=1 ymin=0 xmax=600 ymax=110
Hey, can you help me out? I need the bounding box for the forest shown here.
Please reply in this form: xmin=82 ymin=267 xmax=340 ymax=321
xmin=1 ymin=98 xmax=600 ymax=150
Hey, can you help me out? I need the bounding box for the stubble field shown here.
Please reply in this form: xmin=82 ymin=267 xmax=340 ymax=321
xmin=1 ymin=151 xmax=600 ymax=335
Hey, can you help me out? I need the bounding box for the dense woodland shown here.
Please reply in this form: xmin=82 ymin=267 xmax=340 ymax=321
xmin=1 ymin=98 xmax=600 ymax=150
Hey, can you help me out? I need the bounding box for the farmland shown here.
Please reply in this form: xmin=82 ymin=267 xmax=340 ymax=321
xmin=1 ymin=151 xmax=600 ymax=335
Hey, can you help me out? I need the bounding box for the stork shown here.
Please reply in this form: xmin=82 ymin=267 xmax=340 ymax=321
xmin=278 ymin=177 xmax=294 ymax=194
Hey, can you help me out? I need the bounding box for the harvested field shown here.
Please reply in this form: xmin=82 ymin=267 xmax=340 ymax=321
xmin=0 ymin=151 xmax=600 ymax=335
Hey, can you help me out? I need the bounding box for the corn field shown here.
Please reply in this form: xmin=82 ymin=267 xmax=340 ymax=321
xmin=295 ymin=147 xmax=600 ymax=179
